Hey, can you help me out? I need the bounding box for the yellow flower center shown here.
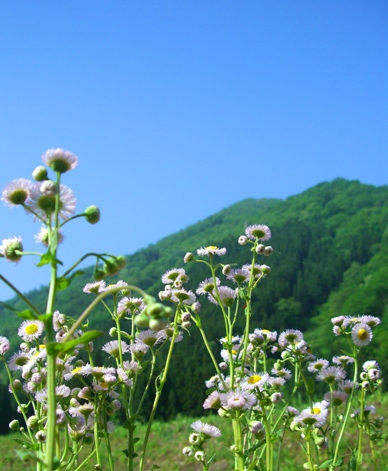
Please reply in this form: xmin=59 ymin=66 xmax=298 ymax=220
xmin=312 ymin=407 xmax=322 ymax=414
xmin=358 ymin=329 xmax=368 ymax=340
xmin=248 ymin=375 xmax=262 ymax=384
xmin=25 ymin=324 xmax=39 ymax=335
xmin=72 ymin=367 xmax=83 ymax=375
xmin=206 ymin=246 xmax=218 ymax=250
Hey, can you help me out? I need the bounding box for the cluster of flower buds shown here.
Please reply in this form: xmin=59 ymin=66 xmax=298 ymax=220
xmin=182 ymin=420 xmax=221 ymax=463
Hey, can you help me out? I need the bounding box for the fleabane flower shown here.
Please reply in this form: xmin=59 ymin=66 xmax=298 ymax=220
xmin=191 ymin=420 xmax=221 ymax=438
xmin=220 ymin=389 xmax=257 ymax=410
xmin=324 ymin=391 xmax=349 ymax=407
xmin=348 ymin=315 xmax=380 ymax=328
xmin=161 ymin=268 xmax=188 ymax=285
xmin=278 ymin=329 xmax=304 ymax=348
xmin=351 ymin=323 xmax=373 ymax=347
xmin=135 ymin=330 xmax=163 ymax=347
xmin=242 ymin=372 xmax=269 ymax=390
xmin=171 ymin=289 xmax=196 ymax=305
xmin=34 ymin=226 xmax=64 ymax=247
xmin=42 ymin=148 xmax=78 ymax=173
xmin=332 ymin=355 xmax=355 ymax=367
xmin=226 ymin=268 xmax=250 ymax=285
xmin=295 ymin=401 xmax=329 ymax=428
xmin=316 ymin=366 xmax=346 ymax=384
xmin=102 ymin=340 xmax=130 ymax=358
xmin=18 ymin=320 xmax=45 ymax=342
xmin=117 ymin=297 xmax=145 ymax=315
xmin=245 ymin=224 xmax=271 ymax=241
xmin=307 ymin=359 xmax=330 ymax=373
xmin=0 ymin=237 xmax=23 ymax=262
xmin=196 ymin=277 xmax=221 ymax=295
xmin=26 ymin=182 xmax=76 ymax=220
xmin=197 ymin=246 xmax=226 ymax=257
xmin=83 ymin=281 xmax=107 ymax=294
xmin=203 ymin=391 xmax=222 ymax=409
xmin=208 ymin=286 xmax=236 ymax=307
xmin=2 ymin=178 xmax=33 ymax=206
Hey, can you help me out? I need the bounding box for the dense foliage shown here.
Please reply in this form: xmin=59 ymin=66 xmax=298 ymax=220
xmin=1 ymin=178 xmax=387 ymax=426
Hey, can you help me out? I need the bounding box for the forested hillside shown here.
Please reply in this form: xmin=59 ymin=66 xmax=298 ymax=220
xmin=0 ymin=178 xmax=387 ymax=428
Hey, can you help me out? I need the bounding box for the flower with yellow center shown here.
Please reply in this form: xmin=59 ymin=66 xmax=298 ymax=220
xmin=351 ymin=323 xmax=372 ymax=347
xmin=18 ymin=320 xmax=44 ymax=342
xmin=197 ymin=246 xmax=227 ymax=257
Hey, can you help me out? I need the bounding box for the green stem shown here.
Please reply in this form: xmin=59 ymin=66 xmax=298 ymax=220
xmin=232 ymin=414 xmax=245 ymax=471
xmin=330 ymin=355 xmax=359 ymax=470
xmin=136 ymin=348 xmax=157 ymax=415
xmin=138 ymin=313 xmax=180 ymax=471
xmin=355 ymin=387 xmax=366 ymax=471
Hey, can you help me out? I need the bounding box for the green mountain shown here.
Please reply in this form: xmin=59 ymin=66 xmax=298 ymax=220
xmin=0 ymin=178 xmax=387 ymax=425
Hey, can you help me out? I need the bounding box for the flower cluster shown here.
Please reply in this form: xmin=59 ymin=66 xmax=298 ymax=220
xmin=1 ymin=151 xmax=385 ymax=471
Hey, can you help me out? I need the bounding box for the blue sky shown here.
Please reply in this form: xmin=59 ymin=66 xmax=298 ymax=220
xmin=0 ymin=1 xmax=387 ymax=301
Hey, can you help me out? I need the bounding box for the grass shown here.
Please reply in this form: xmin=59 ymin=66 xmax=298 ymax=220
xmin=0 ymin=398 xmax=387 ymax=471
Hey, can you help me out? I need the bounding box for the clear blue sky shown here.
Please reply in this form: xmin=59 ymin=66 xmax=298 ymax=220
xmin=0 ymin=1 xmax=387 ymax=301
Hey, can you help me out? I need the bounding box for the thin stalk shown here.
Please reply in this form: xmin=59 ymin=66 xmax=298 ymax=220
xmin=355 ymin=387 xmax=366 ymax=470
xmin=330 ymin=356 xmax=359 ymax=470
xmin=138 ymin=315 xmax=180 ymax=471
xmin=0 ymin=274 xmax=42 ymax=317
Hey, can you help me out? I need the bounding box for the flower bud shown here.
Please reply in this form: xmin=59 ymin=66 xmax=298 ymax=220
xmin=84 ymin=205 xmax=101 ymax=224
xmin=256 ymin=244 xmax=265 ymax=254
xmin=1 ymin=237 xmax=23 ymax=262
xmin=109 ymin=327 xmax=117 ymax=337
xmin=261 ymin=264 xmax=271 ymax=275
xmin=192 ymin=302 xmax=201 ymax=313
xmin=182 ymin=446 xmax=193 ymax=457
xmin=361 ymin=381 xmax=370 ymax=389
xmin=35 ymin=431 xmax=46 ymax=443
xmin=27 ymin=415 xmax=40 ymax=429
xmin=264 ymin=246 xmax=273 ymax=256
xmin=149 ymin=317 xmax=169 ymax=331
xmin=222 ymin=264 xmax=231 ymax=275
xmin=238 ymin=235 xmax=248 ymax=245
xmin=134 ymin=313 xmax=150 ymax=328
xmin=40 ymin=180 xmax=57 ymax=196
xmin=32 ymin=166 xmax=48 ymax=181
xmin=12 ymin=379 xmax=22 ymax=392
xmin=184 ymin=252 xmax=194 ymax=263
xmin=9 ymin=419 xmax=20 ymax=431
xmin=194 ymin=451 xmax=205 ymax=462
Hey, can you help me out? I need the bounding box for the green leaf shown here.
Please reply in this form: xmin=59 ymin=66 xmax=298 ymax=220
xmin=56 ymin=270 xmax=86 ymax=291
xmin=15 ymin=449 xmax=43 ymax=463
xmin=150 ymin=465 xmax=160 ymax=470
xmin=13 ymin=438 xmax=38 ymax=450
xmin=56 ymin=277 xmax=70 ymax=291
xmin=46 ymin=330 xmax=103 ymax=354
xmin=36 ymin=251 xmax=63 ymax=267
xmin=36 ymin=252 xmax=54 ymax=267
xmin=318 ymin=459 xmax=333 ymax=469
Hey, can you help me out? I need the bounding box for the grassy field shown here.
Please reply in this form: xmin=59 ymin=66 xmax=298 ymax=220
xmin=1 ymin=403 xmax=387 ymax=471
